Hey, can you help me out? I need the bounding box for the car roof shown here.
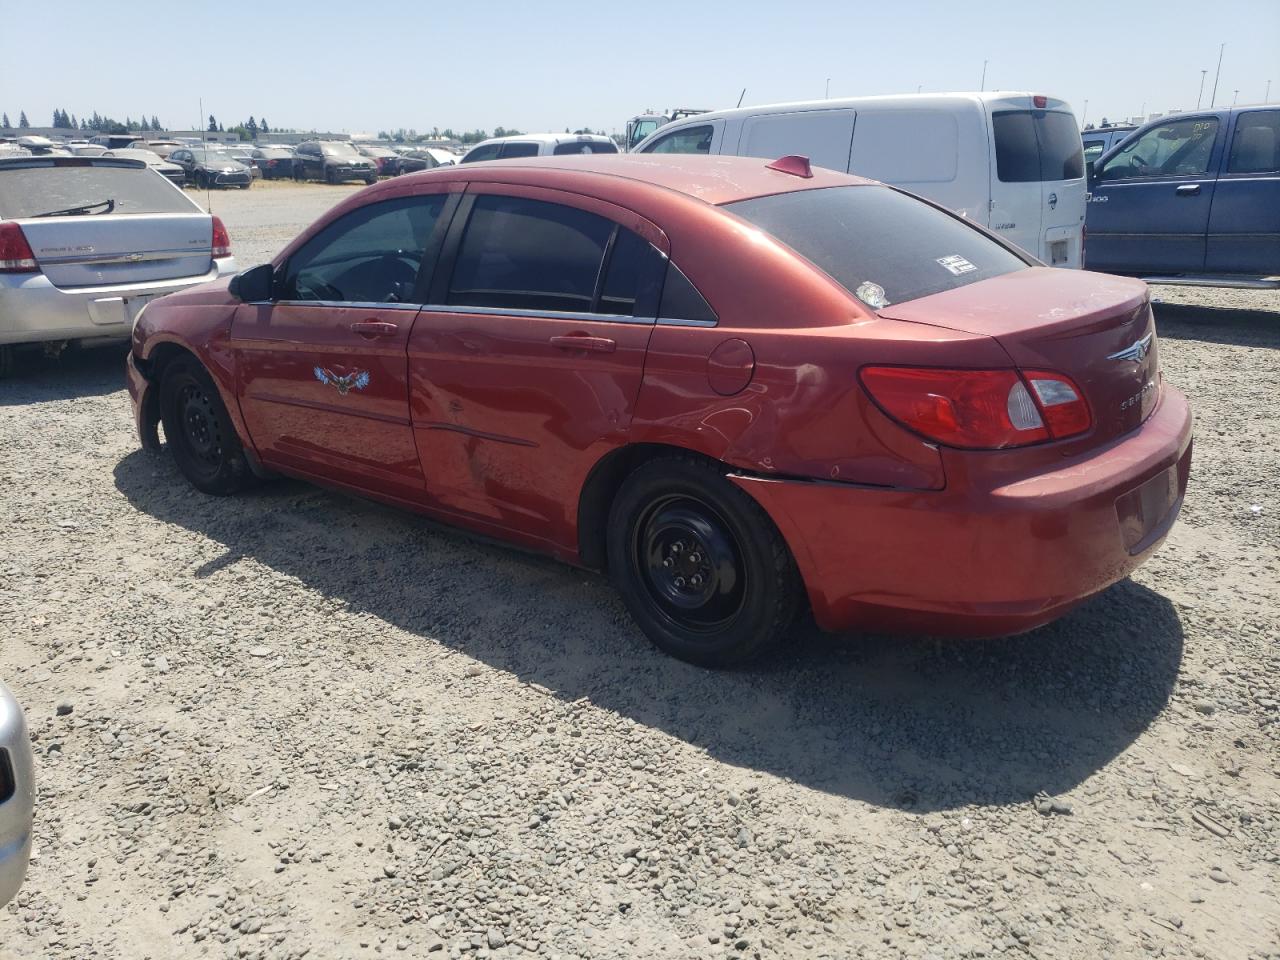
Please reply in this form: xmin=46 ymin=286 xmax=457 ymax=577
xmin=415 ymin=153 xmax=872 ymax=205
xmin=471 ymin=132 xmax=615 ymax=147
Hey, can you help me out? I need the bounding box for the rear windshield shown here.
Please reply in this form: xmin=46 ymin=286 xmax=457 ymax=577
xmin=552 ymin=141 xmax=619 ymax=155
xmin=993 ymin=110 xmax=1084 ymax=182
xmin=0 ymin=163 xmax=197 ymax=218
xmin=724 ymin=185 xmax=1028 ymax=307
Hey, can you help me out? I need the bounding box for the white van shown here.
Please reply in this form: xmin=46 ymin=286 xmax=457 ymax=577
xmin=634 ymin=92 xmax=1086 ymax=268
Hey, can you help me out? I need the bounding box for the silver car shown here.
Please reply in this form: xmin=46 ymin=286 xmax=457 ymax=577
xmin=0 ymin=680 xmax=34 ymax=907
xmin=0 ymin=155 xmax=238 ymax=375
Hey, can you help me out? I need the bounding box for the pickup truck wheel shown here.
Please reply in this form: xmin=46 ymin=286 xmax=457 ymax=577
xmin=607 ymin=455 xmax=801 ymax=667
xmin=159 ymin=358 xmax=256 ymax=496
xmin=325 ymin=168 xmax=337 ymax=185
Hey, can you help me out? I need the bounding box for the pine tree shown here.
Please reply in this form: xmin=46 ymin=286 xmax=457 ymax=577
xmin=69 ymin=114 xmax=77 ymax=129
xmin=259 ymin=118 xmax=269 ymax=134
xmin=218 ymin=122 xmax=224 ymax=132
xmin=1 ymin=113 xmax=9 ymax=129
xmin=208 ymin=114 xmax=217 ymax=132
xmin=246 ymin=116 xmax=258 ymax=139
xmin=151 ymin=115 xmax=160 ymax=131
xmin=18 ymin=110 xmax=28 ymax=128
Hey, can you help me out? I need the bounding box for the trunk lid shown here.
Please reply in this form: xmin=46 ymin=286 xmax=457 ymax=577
xmin=879 ymin=267 xmax=1160 ymax=445
xmin=18 ymin=213 xmax=213 ymax=287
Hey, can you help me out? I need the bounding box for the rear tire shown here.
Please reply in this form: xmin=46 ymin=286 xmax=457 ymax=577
xmin=606 ymin=455 xmax=801 ymax=667
xmin=325 ymin=168 xmax=337 ymax=185
xmin=159 ymin=357 xmax=256 ymax=496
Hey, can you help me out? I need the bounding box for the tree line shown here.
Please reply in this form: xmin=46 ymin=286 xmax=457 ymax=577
xmin=1 ymin=109 xmax=167 ymax=133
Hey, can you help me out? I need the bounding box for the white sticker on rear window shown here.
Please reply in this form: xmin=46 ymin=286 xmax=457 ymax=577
xmin=936 ymin=255 xmax=977 ymax=275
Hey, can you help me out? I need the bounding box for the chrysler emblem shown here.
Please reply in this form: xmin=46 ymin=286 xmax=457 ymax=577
xmin=1107 ymin=332 xmax=1153 ymax=363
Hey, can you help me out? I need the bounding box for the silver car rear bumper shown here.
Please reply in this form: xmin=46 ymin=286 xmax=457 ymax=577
xmin=0 ymin=258 xmax=238 ymax=347
xmin=0 ymin=681 xmax=34 ymax=908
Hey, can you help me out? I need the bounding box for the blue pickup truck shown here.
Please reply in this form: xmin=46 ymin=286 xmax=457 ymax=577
xmin=1085 ymin=105 xmax=1280 ymax=287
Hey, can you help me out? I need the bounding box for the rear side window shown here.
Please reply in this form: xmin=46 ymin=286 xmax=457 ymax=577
xmin=553 ymin=140 xmax=619 ymax=155
xmin=740 ymin=110 xmax=855 ymax=173
xmin=462 ymin=143 xmax=502 ymax=163
xmin=850 ymin=110 xmax=959 ymax=183
xmin=281 ymin=195 xmax=446 ymax=303
xmin=1227 ymin=110 xmax=1280 ymax=174
xmin=449 ymin=195 xmax=613 ymax=312
xmin=725 ymin=185 xmax=1028 ymax=307
xmin=0 ymin=163 xmax=198 ymax=218
xmin=644 ymin=125 xmax=713 ymax=155
xmin=598 ymin=227 xmax=664 ymax=316
xmin=499 ymin=142 xmax=540 ymax=159
xmin=993 ymin=110 xmax=1084 ymax=182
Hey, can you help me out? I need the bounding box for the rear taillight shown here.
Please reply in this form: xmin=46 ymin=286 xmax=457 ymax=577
xmin=0 ymin=222 xmax=39 ymax=274
xmin=859 ymin=366 xmax=1091 ymax=449
xmin=211 ymin=215 xmax=232 ymax=259
xmin=1033 ymin=95 xmax=1048 ymax=108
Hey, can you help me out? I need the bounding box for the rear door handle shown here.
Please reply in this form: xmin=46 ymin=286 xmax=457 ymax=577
xmin=350 ymin=320 xmax=398 ymax=338
xmin=1175 ymin=184 xmax=1201 ymax=196
xmin=550 ymin=334 xmax=616 ymax=353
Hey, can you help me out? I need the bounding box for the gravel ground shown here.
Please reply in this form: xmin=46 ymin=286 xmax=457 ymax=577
xmin=1 ymin=184 xmax=1277 ymax=959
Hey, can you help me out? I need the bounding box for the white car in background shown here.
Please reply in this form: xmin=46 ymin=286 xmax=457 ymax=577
xmin=0 ymin=680 xmax=33 ymax=908
xmin=634 ymin=91 xmax=1087 ymax=269
xmin=460 ymin=132 xmax=619 ymax=163
xmin=0 ymin=155 xmax=237 ymax=376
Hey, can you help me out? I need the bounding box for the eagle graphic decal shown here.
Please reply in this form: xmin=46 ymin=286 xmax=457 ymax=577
xmin=314 ymin=367 xmax=371 ymax=396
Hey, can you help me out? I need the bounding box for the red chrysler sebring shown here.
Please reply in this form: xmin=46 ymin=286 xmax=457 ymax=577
xmin=126 ymin=154 xmax=1192 ymax=665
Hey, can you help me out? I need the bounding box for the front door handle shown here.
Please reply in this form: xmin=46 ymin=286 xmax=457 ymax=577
xmin=1175 ymin=184 xmax=1202 ymax=196
xmin=550 ymin=334 xmax=616 ymax=353
xmin=350 ymin=320 xmax=398 ymax=338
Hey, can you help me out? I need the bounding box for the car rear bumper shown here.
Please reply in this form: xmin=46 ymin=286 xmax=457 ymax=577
xmin=0 ymin=259 xmax=238 ymax=347
xmin=0 ymin=682 xmax=34 ymax=909
xmin=733 ymin=386 xmax=1193 ymax=637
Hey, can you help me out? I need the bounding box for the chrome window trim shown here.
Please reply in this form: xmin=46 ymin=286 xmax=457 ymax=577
xmin=272 ymin=300 xmax=424 ymax=311
xmin=262 ymin=303 xmax=717 ymax=327
xmin=656 ymin=317 xmax=718 ymax=327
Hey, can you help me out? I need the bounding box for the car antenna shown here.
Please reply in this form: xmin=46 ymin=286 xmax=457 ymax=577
xmin=198 ymin=96 xmax=213 ymax=214
xmin=737 ymin=88 xmax=747 ymax=108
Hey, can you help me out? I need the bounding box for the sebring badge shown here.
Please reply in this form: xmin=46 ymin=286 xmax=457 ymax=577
xmin=314 ymin=367 xmax=370 ymax=395
xmin=1107 ymin=332 xmax=1154 ymax=364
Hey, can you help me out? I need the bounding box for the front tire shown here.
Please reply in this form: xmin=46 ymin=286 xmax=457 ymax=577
xmin=606 ymin=455 xmax=801 ymax=666
xmin=159 ymin=358 xmax=256 ymax=496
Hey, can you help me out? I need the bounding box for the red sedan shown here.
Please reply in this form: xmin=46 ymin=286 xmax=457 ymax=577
xmin=127 ymin=154 xmax=1192 ymax=665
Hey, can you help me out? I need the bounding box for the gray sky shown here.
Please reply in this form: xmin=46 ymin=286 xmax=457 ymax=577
xmin=2 ymin=0 xmax=1276 ymax=133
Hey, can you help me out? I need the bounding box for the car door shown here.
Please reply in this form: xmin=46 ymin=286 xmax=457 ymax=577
xmin=1206 ymin=109 xmax=1280 ymax=276
xmin=1085 ymin=114 xmax=1223 ymax=275
xmin=407 ymin=186 xmax=668 ymax=551
xmin=231 ymin=185 xmax=460 ymax=498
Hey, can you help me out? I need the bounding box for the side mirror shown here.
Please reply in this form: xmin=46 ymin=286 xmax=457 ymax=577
xmin=228 ymin=263 xmax=275 ymax=302
xmin=1086 ymin=160 xmax=1098 ymax=189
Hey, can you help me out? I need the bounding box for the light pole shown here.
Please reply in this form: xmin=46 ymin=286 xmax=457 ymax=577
xmin=1081 ymin=99 xmax=1089 ymax=126
xmin=825 ymin=78 xmax=830 ymax=99
xmin=1266 ymin=80 xmax=1272 ymax=102
xmin=980 ymin=60 xmax=988 ymax=92
xmin=1197 ymin=69 xmax=1207 ymax=109
xmin=1210 ymin=42 xmax=1224 ymax=107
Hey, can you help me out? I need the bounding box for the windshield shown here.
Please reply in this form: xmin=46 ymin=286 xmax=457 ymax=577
xmin=724 ymin=186 xmax=1029 ymax=307
xmin=0 ymin=164 xmax=197 ymax=218
xmin=321 ymin=143 xmax=360 ymax=157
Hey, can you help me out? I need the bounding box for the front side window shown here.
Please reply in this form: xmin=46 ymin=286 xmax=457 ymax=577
xmin=725 ymin=185 xmax=1028 ymax=307
xmin=498 ymin=142 xmax=540 ymax=159
xmin=1083 ymin=139 xmax=1106 ymax=165
xmin=462 ymin=143 xmax=502 ymax=163
xmin=993 ymin=110 xmax=1084 ymax=182
xmin=643 ymin=125 xmax=713 ymax=155
xmin=448 ymin=195 xmax=613 ymax=312
xmin=1227 ymin=110 xmax=1279 ymax=174
xmin=280 ymin=195 xmax=446 ymax=303
xmin=1098 ymin=117 xmax=1219 ymax=181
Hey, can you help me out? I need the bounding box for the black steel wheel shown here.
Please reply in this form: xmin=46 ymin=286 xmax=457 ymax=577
xmin=607 ymin=455 xmax=801 ymax=666
xmin=159 ymin=357 xmax=256 ymax=496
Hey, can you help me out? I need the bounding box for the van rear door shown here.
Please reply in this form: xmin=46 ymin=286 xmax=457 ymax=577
xmin=1205 ymin=109 xmax=1280 ymax=277
xmin=988 ymin=101 xmax=1086 ymax=267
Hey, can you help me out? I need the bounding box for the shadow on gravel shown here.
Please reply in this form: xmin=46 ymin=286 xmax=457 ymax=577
xmin=114 ymin=448 xmax=1184 ymax=814
xmin=1153 ymin=302 xmax=1280 ymax=349
xmin=0 ymin=345 xmax=128 ymax=406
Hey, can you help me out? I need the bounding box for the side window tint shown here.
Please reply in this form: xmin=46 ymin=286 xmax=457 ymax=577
xmin=448 ymin=195 xmax=613 ymax=312
xmin=598 ymin=228 xmax=665 ymax=317
xmin=1227 ymin=111 xmax=1280 ymax=174
xmin=499 ymin=142 xmax=540 ymax=159
xmin=553 ymin=141 xmax=618 ymax=155
xmin=659 ymin=263 xmax=717 ymax=323
xmin=1099 ymin=118 xmax=1219 ymax=181
xmin=463 ymin=143 xmax=502 ymax=163
xmin=644 ymin=125 xmax=713 ymax=155
xmin=281 ymin=195 xmax=446 ymax=303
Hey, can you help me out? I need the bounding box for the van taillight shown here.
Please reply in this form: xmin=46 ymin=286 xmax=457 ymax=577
xmin=859 ymin=366 xmax=1091 ymax=449
xmin=1033 ymin=95 xmax=1047 ymax=108
xmin=0 ymin=222 xmax=39 ymax=273
xmin=211 ymin=215 xmax=232 ymax=259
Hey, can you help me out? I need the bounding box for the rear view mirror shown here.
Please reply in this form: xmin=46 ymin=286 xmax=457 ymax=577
xmin=229 ymin=263 xmax=275 ymax=302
